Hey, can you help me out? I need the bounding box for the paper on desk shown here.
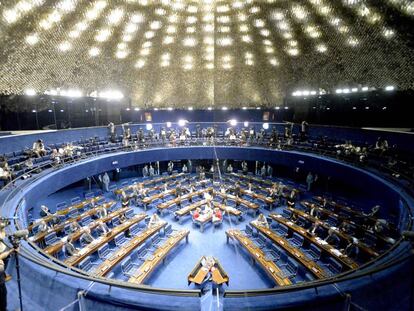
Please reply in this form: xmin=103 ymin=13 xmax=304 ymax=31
xmin=331 ymin=249 xmax=343 ymax=256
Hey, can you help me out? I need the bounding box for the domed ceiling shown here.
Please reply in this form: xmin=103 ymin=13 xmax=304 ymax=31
xmin=0 ymin=0 xmax=413 ymax=108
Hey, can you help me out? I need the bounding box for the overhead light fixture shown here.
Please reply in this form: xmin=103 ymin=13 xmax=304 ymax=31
xmin=222 ymin=106 xmax=228 ymax=110
xmin=25 ymin=89 xmax=36 ymax=96
xmin=385 ymin=85 xmax=395 ymax=91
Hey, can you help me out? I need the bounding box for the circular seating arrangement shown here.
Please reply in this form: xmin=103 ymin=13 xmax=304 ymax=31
xmin=1 ymin=124 xmax=413 ymax=311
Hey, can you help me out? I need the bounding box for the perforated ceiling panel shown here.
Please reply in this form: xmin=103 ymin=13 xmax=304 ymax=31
xmin=0 ymin=0 xmax=413 ymax=108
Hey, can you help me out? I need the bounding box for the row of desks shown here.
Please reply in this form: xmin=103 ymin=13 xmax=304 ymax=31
xmin=226 ymin=229 xmax=292 ymax=286
xmin=64 ymin=213 xmax=147 ymax=266
xmin=269 ymin=214 xmax=359 ymax=270
xmin=128 ymin=229 xmax=190 ymax=284
xmin=114 ymin=173 xmax=185 ymax=196
xmin=95 ymin=221 xmax=168 ymax=277
xmin=28 ymin=196 xmax=103 ymax=231
xmin=157 ymin=188 xmax=213 ymax=211
xmin=289 ymin=207 xmax=379 ymax=258
xmin=250 ymin=222 xmax=327 ymax=279
xmin=44 ymin=207 xmax=135 ymax=255
xmin=31 ymin=201 xmax=116 ymax=243
xmin=311 ymin=197 xmax=397 ymax=246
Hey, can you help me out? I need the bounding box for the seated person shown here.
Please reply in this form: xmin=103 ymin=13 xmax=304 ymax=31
xmin=182 ymin=164 xmax=188 ymax=173
xmin=309 ymin=204 xmax=321 ymax=219
xmin=148 ymin=213 xmax=161 ymax=228
xmin=39 ymin=205 xmax=52 ymax=218
xmin=97 ymin=206 xmax=108 ymax=219
xmin=374 ymin=219 xmax=390 ymax=234
xmin=175 ymin=183 xmax=183 ymax=197
xmin=119 ymin=213 xmax=127 ymax=223
xmin=0 ymin=163 xmax=13 ymax=185
xmin=364 ymin=205 xmax=380 ymax=218
xmin=308 ymin=220 xmax=323 ymax=236
xmin=40 ymin=205 xmax=61 ymax=225
xmin=80 ymin=227 xmax=95 ymax=245
xmin=226 ymin=164 xmax=233 ymax=173
xmin=324 ymin=228 xmax=341 ymax=247
xmin=96 ymin=220 xmax=110 ymax=236
xmin=63 ymin=237 xmax=79 ymax=257
xmin=344 ymin=237 xmax=360 ymax=259
xmin=121 ymin=191 xmax=130 ymax=208
xmin=201 ymin=256 xmax=215 ymax=270
xmin=212 ymin=208 xmax=222 ymax=223
xmin=192 ymin=207 xmax=201 ymax=220
xmin=50 ymin=149 xmax=61 ymax=165
xmin=32 ymin=139 xmax=47 ymax=157
xmin=37 ymin=219 xmax=49 ymax=233
xmin=24 ymin=157 xmax=34 ymax=171
xmin=69 ymin=221 xmax=81 ymax=234
xmin=203 ymin=203 xmax=213 ymax=217
xmin=339 ymin=222 xmax=353 ymax=235
xmin=254 ymin=213 xmax=269 ymax=228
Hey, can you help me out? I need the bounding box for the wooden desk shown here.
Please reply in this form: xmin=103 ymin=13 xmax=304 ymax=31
xmin=311 ymin=197 xmax=396 ymax=246
xmin=214 ymin=192 xmax=259 ymax=214
xmin=64 ymin=213 xmax=147 ymax=266
xmin=193 ymin=213 xmax=213 ymax=232
xmin=175 ymin=199 xmax=209 ymax=219
xmin=289 ymin=207 xmax=379 ymax=258
xmin=157 ymin=187 xmax=213 ymax=212
xmin=31 ymin=201 xmax=116 ymax=243
xmin=211 ymin=268 xmax=228 ymax=285
xmin=189 ymin=266 xmax=210 ymax=285
xmin=28 ymin=196 xmax=102 ymax=231
xmin=95 ymin=221 xmax=167 ymax=277
xmin=43 ymin=207 xmax=133 ymax=255
xmin=269 ymin=214 xmax=359 ymax=270
xmin=212 ymin=202 xmax=242 ymax=219
xmin=128 ymin=229 xmax=190 ymax=284
xmin=226 ymin=229 xmax=292 ymax=286
xmin=250 ymin=221 xmax=327 ymax=279
xmin=142 ymin=188 xmax=176 ymax=205
xmin=240 ymin=189 xmax=274 ymax=205
xmin=114 ymin=173 xmax=185 ymax=196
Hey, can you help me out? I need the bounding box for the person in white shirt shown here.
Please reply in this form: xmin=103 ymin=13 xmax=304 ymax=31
xmin=255 ymin=214 xmax=269 ymax=228
xmin=96 ymin=220 xmax=109 ymax=236
xmin=182 ymin=164 xmax=188 ymax=174
xmin=80 ymin=227 xmax=95 ymax=245
xmin=32 ymin=139 xmax=47 ymax=157
xmin=148 ymin=213 xmax=161 ymax=228
xmin=227 ymin=164 xmax=233 ymax=173
xmin=102 ymin=172 xmax=110 ymax=192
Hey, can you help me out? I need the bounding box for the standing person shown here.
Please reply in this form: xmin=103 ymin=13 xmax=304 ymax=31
xmin=267 ymin=164 xmax=273 ymax=178
xmin=142 ymin=165 xmax=149 ymax=177
xmin=149 ymin=164 xmax=155 ymax=177
xmin=187 ymin=160 xmax=192 ymax=174
xmin=306 ymin=172 xmax=314 ymax=191
xmin=241 ymin=161 xmax=248 ymax=175
xmin=102 ymin=172 xmax=110 ymax=192
xmin=261 ymin=164 xmax=267 ymax=178
xmin=0 ymin=244 xmax=14 ymax=311
xmin=167 ymin=161 xmax=174 ymax=175
xmin=300 ymin=121 xmax=309 ymax=140
xmin=108 ymin=122 xmax=116 ymax=143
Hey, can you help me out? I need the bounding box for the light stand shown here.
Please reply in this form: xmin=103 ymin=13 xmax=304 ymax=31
xmin=9 ymin=236 xmax=23 ymax=311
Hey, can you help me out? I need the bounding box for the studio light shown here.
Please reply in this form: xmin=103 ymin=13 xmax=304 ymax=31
xmin=263 ymin=123 xmax=269 ymax=130
xmin=244 ymin=121 xmax=249 ymax=127
xmin=146 ymin=123 xmax=153 ymax=130
xmin=166 ymin=122 xmax=172 ymax=128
